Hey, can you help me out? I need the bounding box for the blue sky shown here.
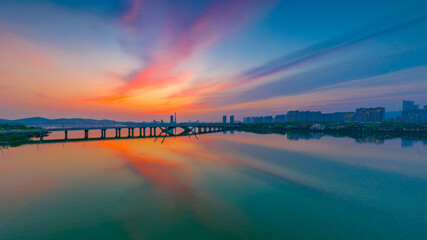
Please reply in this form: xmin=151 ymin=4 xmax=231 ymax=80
xmin=0 ymin=0 xmax=426 ymax=121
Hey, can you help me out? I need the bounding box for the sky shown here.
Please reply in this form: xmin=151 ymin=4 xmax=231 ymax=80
xmin=0 ymin=0 xmax=426 ymax=122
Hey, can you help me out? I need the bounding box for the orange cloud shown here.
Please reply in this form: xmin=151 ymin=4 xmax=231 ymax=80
xmin=76 ymin=0 xmax=269 ymax=115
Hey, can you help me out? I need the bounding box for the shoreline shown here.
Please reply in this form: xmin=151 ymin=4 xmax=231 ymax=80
xmin=239 ymin=122 xmax=427 ymax=140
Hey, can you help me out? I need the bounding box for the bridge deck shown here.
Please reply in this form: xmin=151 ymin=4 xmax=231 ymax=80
xmin=0 ymin=123 xmax=239 ymax=134
xmin=23 ymin=130 xmax=226 ymax=145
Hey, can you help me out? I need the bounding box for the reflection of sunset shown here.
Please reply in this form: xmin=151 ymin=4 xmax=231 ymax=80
xmin=93 ymin=136 xmax=333 ymax=200
xmin=89 ymin=139 xmax=248 ymax=234
xmin=1 ymin=175 xmax=56 ymax=207
xmin=99 ymin=141 xmax=194 ymax=194
xmin=1 ymin=131 xmax=427 ymax=239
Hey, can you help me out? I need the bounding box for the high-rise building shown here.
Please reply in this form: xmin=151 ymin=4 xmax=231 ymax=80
xmin=223 ymin=115 xmax=227 ymax=123
xmin=344 ymin=112 xmax=356 ymax=122
xmin=264 ymin=116 xmax=273 ymax=123
xmin=355 ymin=107 xmax=385 ymax=122
xmin=230 ymin=115 xmax=235 ymax=123
xmin=275 ymin=114 xmax=287 ymax=122
xmin=403 ymin=100 xmax=419 ymax=111
xmin=320 ymin=112 xmax=347 ymax=122
xmin=170 ymin=115 xmax=174 ymax=124
xmin=287 ymin=111 xmax=321 ymax=122
xmin=401 ymin=101 xmax=427 ymax=122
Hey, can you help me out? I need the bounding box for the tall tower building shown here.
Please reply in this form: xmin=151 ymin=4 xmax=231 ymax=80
xmin=403 ymin=100 xmax=418 ymax=111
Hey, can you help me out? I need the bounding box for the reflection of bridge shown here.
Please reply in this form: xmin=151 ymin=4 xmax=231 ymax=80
xmin=0 ymin=122 xmax=240 ymax=142
xmin=24 ymin=129 xmax=228 ymax=145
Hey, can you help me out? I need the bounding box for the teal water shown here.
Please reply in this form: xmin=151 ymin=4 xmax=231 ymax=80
xmin=1 ymin=131 xmax=426 ymax=239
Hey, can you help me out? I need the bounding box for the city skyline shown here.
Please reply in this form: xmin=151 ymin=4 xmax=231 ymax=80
xmin=1 ymin=0 xmax=426 ymax=122
xmin=3 ymin=99 xmax=425 ymax=123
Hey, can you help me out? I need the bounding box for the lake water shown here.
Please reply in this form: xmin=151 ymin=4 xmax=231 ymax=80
xmin=1 ymin=131 xmax=426 ymax=239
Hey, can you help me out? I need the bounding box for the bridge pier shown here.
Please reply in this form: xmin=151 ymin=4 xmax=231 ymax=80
xmin=0 ymin=123 xmax=237 ymax=144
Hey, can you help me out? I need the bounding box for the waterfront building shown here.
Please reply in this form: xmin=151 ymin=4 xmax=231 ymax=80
xmin=344 ymin=112 xmax=356 ymax=122
xmin=230 ymin=115 xmax=234 ymax=123
xmin=223 ymin=115 xmax=227 ymax=123
xmin=401 ymin=101 xmax=427 ymax=122
xmin=402 ymin=100 xmax=419 ymax=111
xmin=320 ymin=112 xmax=348 ymax=122
xmin=355 ymin=107 xmax=385 ymax=122
xmin=253 ymin=116 xmax=263 ymax=123
xmin=287 ymin=111 xmax=321 ymax=122
xmin=264 ymin=116 xmax=273 ymax=123
xmin=275 ymin=114 xmax=287 ymax=122
xmin=401 ymin=110 xmax=427 ymax=122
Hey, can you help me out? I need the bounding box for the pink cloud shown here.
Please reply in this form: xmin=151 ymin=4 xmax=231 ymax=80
xmin=86 ymin=0 xmax=270 ymax=105
xmin=0 ymin=29 xmax=52 ymax=68
xmin=122 ymin=0 xmax=144 ymax=23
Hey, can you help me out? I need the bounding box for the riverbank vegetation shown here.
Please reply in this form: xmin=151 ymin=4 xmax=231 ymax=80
xmin=241 ymin=122 xmax=427 ymax=138
xmin=0 ymin=124 xmax=42 ymax=148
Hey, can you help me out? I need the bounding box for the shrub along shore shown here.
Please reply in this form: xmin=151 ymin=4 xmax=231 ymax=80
xmin=0 ymin=124 xmax=43 ymax=147
xmin=240 ymin=122 xmax=427 ymax=135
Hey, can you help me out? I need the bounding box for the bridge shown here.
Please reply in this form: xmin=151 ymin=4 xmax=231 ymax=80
xmin=0 ymin=122 xmax=240 ymax=142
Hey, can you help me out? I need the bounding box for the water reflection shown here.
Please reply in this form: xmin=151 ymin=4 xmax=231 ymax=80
xmin=249 ymin=130 xmax=426 ymax=146
xmin=0 ymin=131 xmax=426 ymax=239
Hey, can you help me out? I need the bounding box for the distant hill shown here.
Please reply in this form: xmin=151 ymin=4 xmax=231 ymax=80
xmin=0 ymin=117 xmax=139 ymax=127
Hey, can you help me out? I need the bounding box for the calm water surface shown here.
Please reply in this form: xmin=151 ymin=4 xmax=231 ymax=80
xmin=1 ymin=131 xmax=426 ymax=239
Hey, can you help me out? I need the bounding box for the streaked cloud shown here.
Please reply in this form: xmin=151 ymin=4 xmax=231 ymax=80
xmin=0 ymin=0 xmax=426 ymax=120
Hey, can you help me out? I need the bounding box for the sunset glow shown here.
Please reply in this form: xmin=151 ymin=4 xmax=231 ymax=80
xmin=1 ymin=0 xmax=426 ymax=121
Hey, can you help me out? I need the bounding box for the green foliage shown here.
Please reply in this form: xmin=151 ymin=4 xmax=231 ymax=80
xmin=0 ymin=124 xmax=41 ymax=148
xmin=241 ymin=122 xmax=427 ymax=134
